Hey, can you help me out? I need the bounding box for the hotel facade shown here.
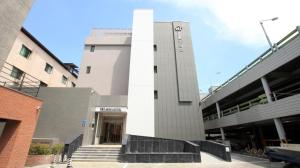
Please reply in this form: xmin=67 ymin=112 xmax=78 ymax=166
xmin=34 ymin=10 xmax=204 ymax=145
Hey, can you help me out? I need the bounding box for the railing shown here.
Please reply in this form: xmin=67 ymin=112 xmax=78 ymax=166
xmin=62 ymin=134 xmax=83 ymax=161
xmin=204 ymin=94 xmax=267 ymax=121
xmin=0 ymin=60 xmax=41 ymax=96
xmin=204 ymin=85 xmax=300 ymax=121
xmin=202 ymin=27 xmax=300 ymax=101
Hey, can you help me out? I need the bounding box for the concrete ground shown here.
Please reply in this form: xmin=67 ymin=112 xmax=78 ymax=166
xmin=26 ymin=152 xmax=296 ymax=168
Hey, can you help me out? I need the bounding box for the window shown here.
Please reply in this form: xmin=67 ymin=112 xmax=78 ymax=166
xmin=19 ymin=45 xmax=32 ymax=58
xmin=90 ymin=45 xmax=95 ymax=52
xmin=154 ymin=66 xmax=157 ymax=73
xmin=10 ymin=66 xmax=24 ymax=80
xmin=154 ymin=90 xmax=158 ymax=99
xmin=61 ymin=75 xmax=68 ymax=84
xmin=72 ymin=82 xmax=76 ymax=87
xmin=154 ymin=44 xmax=157 ymax=51
xmin=44 ymin=63 xmax=53 ymax=74
xmin=40 ymin=81 xmax=48 ymax=87
xmin=86 ymin=66 xmax=91 ymax=74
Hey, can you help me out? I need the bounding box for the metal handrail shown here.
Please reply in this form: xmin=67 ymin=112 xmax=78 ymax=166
xmin=202 ymin=27 xmax=300 ymax=101
xmin=61 ymin=134 xmax=83 ymax=161
xmin=0 ymin=60 xmax=42 ymax=96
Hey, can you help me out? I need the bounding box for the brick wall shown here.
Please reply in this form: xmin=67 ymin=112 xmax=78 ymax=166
xmin=25 ymin=155 xmax=54 ymax=167
xmin=0 ymin=86 xmax=42 ymax=168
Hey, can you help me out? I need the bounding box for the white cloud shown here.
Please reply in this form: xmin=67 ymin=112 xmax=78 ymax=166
xmin=152 ymin=0 xmax=300 ymax=47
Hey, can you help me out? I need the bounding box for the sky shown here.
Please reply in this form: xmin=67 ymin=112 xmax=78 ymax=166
xmin=23 ymin=0 xmax=300 ymax=93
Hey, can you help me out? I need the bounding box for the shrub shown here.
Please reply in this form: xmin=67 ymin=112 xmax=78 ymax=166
xmin=51 ymin=144 xmax=64 ymax=155
xmin=29 ymin=143 xmax=51 ymax=155
xmin=29 ymin=143 xmax=64 ymax=155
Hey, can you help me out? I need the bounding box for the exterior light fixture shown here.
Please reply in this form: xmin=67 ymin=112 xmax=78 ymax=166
xmin=259 ymin=17 xmax=279 ymax=52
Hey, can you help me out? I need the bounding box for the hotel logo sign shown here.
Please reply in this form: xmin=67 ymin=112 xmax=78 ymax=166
xmin=175 ymin=26 xmax=182 ymax=31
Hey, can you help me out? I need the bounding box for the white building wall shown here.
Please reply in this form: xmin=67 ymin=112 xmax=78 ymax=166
xmin=77 ymin=29 xmax=131 ymax=95
xmin=126 ymin=10 xmax=155 ymax=137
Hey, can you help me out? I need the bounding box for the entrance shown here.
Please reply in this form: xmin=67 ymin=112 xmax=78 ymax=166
xmin=101 ymin=119 xmax=123 ymax=144
xmin=96 ymin=116 xmax=124 ymax=144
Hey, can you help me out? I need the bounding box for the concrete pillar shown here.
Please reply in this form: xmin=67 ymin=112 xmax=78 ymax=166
xmin=216 ymin=102 xmax=225 ymax=140
xmin=261 ymin=76 xmax=287 ymax=143
xmin=220 ymin=127 xmax=225 ymax=141
xmin=274 ymin=118 xmax=286 ymax=142
xmin=94 ymin=113 xmax=100 ymax=145
xmin=216 ymin=102 xmax=221 ymax=118
xmin=261 ymin=76 xmax=273 ymax=103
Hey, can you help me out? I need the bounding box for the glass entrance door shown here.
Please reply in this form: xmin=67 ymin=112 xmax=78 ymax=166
xmin=100 ymin=117 xmax=123 ymax=144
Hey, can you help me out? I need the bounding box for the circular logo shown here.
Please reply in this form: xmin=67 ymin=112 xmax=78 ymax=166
xmin=175 ymin=26 xmax=182 ymax=31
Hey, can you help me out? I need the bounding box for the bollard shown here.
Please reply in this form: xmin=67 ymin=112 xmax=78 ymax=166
xmin=66 ymin=157 xmax=73 ymax=168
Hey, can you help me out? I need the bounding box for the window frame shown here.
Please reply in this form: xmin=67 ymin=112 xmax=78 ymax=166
xmin=86 ymin=66 xmax=91 ymax=74
xmin=61 ymin=75 xmax=68 ymax=85
xmin=90 ymin=45 xmax=95 ymax=52
xmin=19 ymin=44 xmax=32 ymax=58
xmin=154 ymin=44 xmax=157 ymax=51
xmin=10 ymin=66 xmax=24 ymax=80
xmin=154 ymin=90 xmax=158 ymax=99
xmin=44 ymin=63 xmax=53 ymax=74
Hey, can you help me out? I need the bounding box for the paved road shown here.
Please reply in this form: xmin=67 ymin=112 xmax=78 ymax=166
xmin=27 ymin=152 xmax=295 ymax=168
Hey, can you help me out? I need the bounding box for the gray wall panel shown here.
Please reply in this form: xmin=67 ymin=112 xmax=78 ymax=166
xmin=35 ymin=87 xmax=93 ymax=145
xmin=35 ymin=88 xmax=128 ymax=145
xmin=202 ymin=35 xmax=300 ymax=109
xmin=154 ymin=22 xmax=204 ymax=140
xmin=204 ymin=93 xmax=300 ymax=130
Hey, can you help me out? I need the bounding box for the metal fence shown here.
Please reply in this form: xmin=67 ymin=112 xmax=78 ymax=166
xmin=0 ymin=60 xmax=41 ymax=96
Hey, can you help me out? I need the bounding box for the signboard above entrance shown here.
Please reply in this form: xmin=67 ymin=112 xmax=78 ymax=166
xmin=95 ymin=106 xmax=127 ymax=112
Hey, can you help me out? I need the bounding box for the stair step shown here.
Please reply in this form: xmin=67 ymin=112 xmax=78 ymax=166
xmin=72 ymin=156 xmax=120 ymax=159
xmin=72 ymin=158 xmax=120 ymax=162
xmin=73 ymin=154 xmax=120 ymax=156
xmin=77 ymin=148 xmax=121 ymax=151
xmin=71 ymin=145 xmax=122 ymax=162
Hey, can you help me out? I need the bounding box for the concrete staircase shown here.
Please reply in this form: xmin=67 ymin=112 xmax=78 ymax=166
xmin=71 ymin=145 xmax=122 ymax=162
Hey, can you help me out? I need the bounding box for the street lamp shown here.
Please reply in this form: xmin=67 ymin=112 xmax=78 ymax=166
xmin=260 ymin=17 xmax=279 ymax=52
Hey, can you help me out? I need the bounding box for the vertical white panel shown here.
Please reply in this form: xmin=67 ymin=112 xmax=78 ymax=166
xmin=126 ymin=9 xmax=154 ymax=136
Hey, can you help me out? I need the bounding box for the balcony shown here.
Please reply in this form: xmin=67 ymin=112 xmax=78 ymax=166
xmin=0 ymin=61 xmax=42 ymax=96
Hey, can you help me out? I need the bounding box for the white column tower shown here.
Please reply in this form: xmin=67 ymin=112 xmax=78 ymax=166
xmin=126 ymin=9 xmax=155 ymax=137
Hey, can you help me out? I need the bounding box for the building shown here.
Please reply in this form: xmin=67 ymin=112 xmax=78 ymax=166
xmin=0 ymin=86 xmax=42 ymax=168
xmin=0 ymin=0 xmax=34 ymax=69
xmin=1 ymin=28 xmax=78 ymax=88
xmin=34 ymin=9 xmax=204 ymax=146
xmin=0 ymin=1 xmax=45 ymax=168
xmin=201 ymin=26 xmax=300 ymax=150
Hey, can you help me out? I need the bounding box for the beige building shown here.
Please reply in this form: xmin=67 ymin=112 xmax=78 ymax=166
xmin=1 ymin=28 xmax=77 ymax=88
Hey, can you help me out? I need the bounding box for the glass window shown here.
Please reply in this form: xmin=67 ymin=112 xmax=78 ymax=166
xmin=40 ymin=81 xmax=48 ymax=87
xmin=44 ymin=63 xmax=53 ymax=74
xmin=86 ymin=66 xmax=91 ymax=74
xmin=10 ymin=66 xmax=24 ymax=80
xmin=19 ymin=45 xmax=32 ymax=58
xmin=154 ymin=90 xmax=158 ymax=99
xmin=90 ymin=45 xmax=95 ymax=52
xmin=62 ymin=75 xmax=68 ymax=84
xmin=154 ymin=66 xmax=157 ymax=73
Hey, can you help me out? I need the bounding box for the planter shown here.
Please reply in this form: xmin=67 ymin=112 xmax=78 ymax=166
xmin=25 ymin=154 xmax=54 ymax=167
